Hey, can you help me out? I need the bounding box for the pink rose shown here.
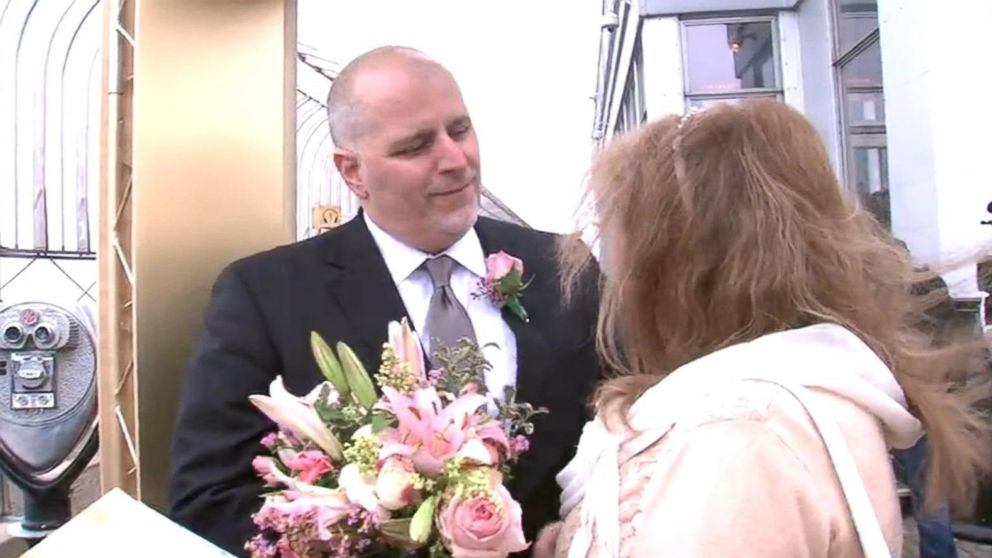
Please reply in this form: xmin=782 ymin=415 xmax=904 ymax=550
xmin=437 ymin=483 xmax=529 ymax=558
xmin=282 ymin=450 xmax=334 ymax=484
xmin=485 ymin=251 xmax=523 ymax=283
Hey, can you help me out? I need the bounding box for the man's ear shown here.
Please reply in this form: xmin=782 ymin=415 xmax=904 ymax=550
xmin=333 ymin=147 xmax=368 ymax=199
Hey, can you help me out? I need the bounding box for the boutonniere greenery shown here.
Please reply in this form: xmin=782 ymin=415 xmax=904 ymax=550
xmin=475 ymin=251 xmax=532 ymax=323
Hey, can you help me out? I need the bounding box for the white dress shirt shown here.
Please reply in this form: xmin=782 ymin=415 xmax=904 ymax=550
xmin=364 ymin=214 xmax=518 ymax=400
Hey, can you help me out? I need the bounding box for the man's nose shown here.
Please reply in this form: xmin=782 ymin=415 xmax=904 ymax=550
xmin=436 ymin=133 xmax=468 ymax=173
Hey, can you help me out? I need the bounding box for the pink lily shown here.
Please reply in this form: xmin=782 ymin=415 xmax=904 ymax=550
xmin=249 ymin=376 xmax=344 ymax=461
xmin=258 ymin=458 xmax=340 ymax=499
xmin=260 ymin=491 xmax=353 ymax=542
xmin=378 ymin=386 xmax=488 ymax=475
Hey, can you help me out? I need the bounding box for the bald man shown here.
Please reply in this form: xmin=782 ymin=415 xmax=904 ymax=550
xmin=167 ymin=47 xmax=601 ymax=556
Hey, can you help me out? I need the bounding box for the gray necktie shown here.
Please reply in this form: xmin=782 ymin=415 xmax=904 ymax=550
xmin=423 ymin=256 xmax=477 ymax=358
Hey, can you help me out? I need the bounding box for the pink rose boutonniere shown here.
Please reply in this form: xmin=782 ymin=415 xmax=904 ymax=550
xmin=476 ymin=251 xmax=531 ymax=323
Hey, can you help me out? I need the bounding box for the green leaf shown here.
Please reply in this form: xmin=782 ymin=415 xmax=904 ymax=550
xmin=409 ymin=495 xmax=437 ymax=544
xmin=336 ymin=341 xmax=378 ymax=408
xmin=371 ymin=411 xmax=393 ymax=434
xmin=506 ymin=299 xmax=529 ymax=322
xmin=311 ymin=332 xmax=349 ymax=397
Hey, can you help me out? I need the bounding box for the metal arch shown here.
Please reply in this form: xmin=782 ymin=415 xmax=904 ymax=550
xmin=295 ymin=91 xmax=312 ymax=111
xmin=296 ymin=100 xmax=327 ymax=166
xmin=0 ymin=4 xmax=16 ymax=251
xmin=79 ymin=46 xmax=100 ymax=254
xmin=304 ymin=133 xmax=333 ymax=236
xmin=296 ymin=97 xmax=320 ymax=119
xmin=298 ymin=106 xmax=329 ymax=169
xmin=74 ymin=3 xmax=101 ymax=254
xmin=42 ymin=0 xmax=85 ymax=252
xmin=11 ymin=0 xmax=43 ymax=249
xmin=297 ymin=105 xmax=332 ymax=237
xmin=293 ymin=87 xmax=358 ymax=236
xmin=295 ymin=99 xmax=329 ymax=236
xmin=0 ymin=0 xmax=27 ymax=250
xmin=55 ymin=0 xmax=100 ymax=252
xmin=295 ymin=99 xmax=324 ymax=135
xmin=294 ymin=103 xmax=324 ymax=166
xmin=302 ymin=119 xmax=330 ymax=201
xmin=0 ymin=0 xmax=99 ymax=256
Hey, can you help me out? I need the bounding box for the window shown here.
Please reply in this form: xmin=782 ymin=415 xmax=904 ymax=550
xmin=833 ymin=0 xmax=888 ymax=225
xmin=614 ymin=38 xmax=647 ymax=136
xmin=681 ymin=17 xmax=782 ymax=109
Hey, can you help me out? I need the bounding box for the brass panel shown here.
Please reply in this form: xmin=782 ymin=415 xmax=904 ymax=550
xmin=129 ymin=0 xmax=296 ymax=508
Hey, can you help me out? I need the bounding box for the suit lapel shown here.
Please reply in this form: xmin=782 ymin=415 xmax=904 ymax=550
xmin=474 ymin=219 xmax=550 ymax=405
xmin=320 ymin=215 xmax=410 ymax=367
xmin=503 ymin=316 xmax=550 ymax=405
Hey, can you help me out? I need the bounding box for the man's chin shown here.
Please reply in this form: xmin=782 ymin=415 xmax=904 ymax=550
xmin=440 ymin=204 xmax=480 ymax=240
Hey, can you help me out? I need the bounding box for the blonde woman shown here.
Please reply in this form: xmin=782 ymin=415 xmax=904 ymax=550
xmin=541 ymin=100 xmax=989 ymax=558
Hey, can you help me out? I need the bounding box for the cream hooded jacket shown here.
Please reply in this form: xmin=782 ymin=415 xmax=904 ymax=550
xmin=555 ymin=324 xmax=923 ymax=558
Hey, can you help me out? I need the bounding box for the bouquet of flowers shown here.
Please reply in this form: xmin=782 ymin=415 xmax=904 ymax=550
xmin=245 ymin=319 xmax=545 ymax=558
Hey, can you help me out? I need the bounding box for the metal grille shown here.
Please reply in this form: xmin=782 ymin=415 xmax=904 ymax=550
xmin=296 ymin=48 xmax=357 ymax=240
xmin=295 ymin=91 xmax=358 ymax=240
xmin=0 ymin=0 xmax=102 ymax=518
xmin=0 ymin=0 xmax=101 ymax=258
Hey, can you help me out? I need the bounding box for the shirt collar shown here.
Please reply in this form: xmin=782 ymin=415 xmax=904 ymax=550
xmin=363 ymin=213 xmax=487 ymax=284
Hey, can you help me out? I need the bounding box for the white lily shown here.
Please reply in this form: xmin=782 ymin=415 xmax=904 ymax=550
xmin=338 ymin=463 xmax=382 ymax=513
xmin=249 ymin=376 xmax=344 ymax=461
xmin=267 ymin=464 xmax=341 ymax=497
xmin=388 ymin=319 xmax=425 ymax=381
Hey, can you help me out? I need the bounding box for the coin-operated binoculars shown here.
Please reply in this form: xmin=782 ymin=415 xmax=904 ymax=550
xmin=0 ymin=302 xmax=98 ymax=540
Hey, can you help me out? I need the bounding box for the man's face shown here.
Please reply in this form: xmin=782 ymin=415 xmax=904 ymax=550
xmin=335 ymin=63 xmax=481 ymax=254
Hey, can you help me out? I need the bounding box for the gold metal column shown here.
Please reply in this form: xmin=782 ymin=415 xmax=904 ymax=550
xmin=98 ymin=0 xmax=297 ymax=509
xmin=99 ymin=0 xmax=139 ymax=502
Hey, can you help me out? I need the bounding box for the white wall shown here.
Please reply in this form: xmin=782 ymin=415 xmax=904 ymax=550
xmin=879 ymin=0 xmax=992 ymax=295
xmin=297 ymin=0 xmax=602 ymax=233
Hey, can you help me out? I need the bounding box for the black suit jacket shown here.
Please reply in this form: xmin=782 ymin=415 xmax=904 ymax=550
xmin=167 ymin=216 xmax=601 ymax=556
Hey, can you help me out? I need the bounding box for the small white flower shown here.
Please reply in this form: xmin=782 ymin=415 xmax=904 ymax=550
xmin=352 ymin=424 xmax=374 ymax=440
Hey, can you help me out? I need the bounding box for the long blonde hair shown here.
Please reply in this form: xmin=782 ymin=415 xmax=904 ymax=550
xmin=561 ymin=99 xmax=990 ymax=510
